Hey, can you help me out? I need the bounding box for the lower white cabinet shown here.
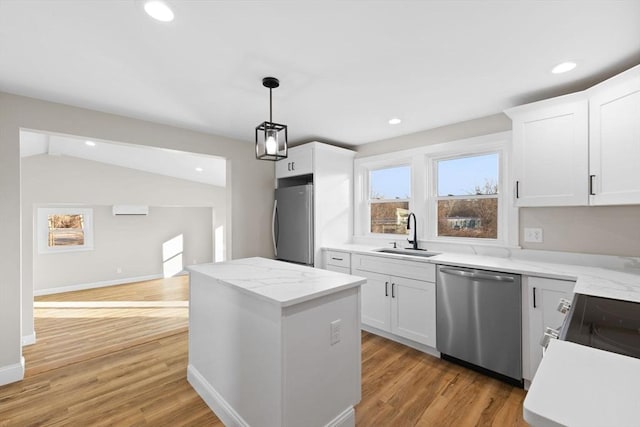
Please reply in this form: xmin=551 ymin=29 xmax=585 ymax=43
xmin=353 ymin=254 xmax=436 ymax=348
xmin=524 ymin=276 xmax=575 ymax=381
xmin=323 ymin=249 xmax=351 ymax=274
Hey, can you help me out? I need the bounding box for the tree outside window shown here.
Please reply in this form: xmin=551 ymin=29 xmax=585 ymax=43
xmin=369 ymin=165 xmax=411 ymax=235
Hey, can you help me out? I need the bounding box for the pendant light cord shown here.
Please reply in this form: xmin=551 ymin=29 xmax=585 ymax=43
xmin=269 ymin=88 xmax=273 ymax=123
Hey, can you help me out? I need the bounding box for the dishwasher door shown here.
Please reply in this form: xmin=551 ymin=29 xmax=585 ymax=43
xmin=436 ymin=265 xmax=522 ymax=382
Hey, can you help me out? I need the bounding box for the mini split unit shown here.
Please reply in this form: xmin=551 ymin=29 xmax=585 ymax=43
xmin=112 ymin=205 xmax=149 ymax=216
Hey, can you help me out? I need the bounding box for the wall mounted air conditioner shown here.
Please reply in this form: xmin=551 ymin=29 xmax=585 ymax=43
xmin=112 ymin=205 xmax=149 ymax=216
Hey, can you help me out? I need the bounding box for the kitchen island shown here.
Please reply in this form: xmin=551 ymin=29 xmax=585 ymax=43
xmin=187 ymin=257 xmax=366 ymax=427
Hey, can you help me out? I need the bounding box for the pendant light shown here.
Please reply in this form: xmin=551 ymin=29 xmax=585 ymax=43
xmin=255 ymin=77 xmax=288 ymax=161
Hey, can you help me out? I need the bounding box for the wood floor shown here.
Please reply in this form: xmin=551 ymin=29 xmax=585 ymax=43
xmin=0 ymin=277 xmax=528 ymax=426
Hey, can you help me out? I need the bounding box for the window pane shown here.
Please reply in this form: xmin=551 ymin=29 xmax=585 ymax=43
xmin=437 ymin=153 xmax=498 ymax=196
xmin=371 ymin=201 xmax=409 ymax=234
xmin=48 ymin=214 xmax=85 ymax=247
xmin=370 ymin=165 xmax=410 ymax=199
xmin=437 ymin=198 xmax=497 ymax=239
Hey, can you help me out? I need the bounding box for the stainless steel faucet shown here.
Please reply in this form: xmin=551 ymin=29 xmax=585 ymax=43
xmin=406 ymin=212 xmax=418 ymax=250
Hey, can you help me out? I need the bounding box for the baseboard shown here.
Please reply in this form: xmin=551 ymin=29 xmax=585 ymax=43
xmin=326 ymin=406 xmax=355 ymax=427
xmin=0 ymin=357 xmax=25 ymax=386
xmin=187 ymin=364 xmax=249 ymax=427
xmin=361 ymin=325 xmax=440 ymax=358
xmin=33 ymin=274 xmax=164 ymax=296
xmin=22 ymin=331 xmax=36 ymax=346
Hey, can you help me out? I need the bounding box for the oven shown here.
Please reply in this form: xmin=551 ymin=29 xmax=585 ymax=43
xmin=544 ymin=293 xmax=640 ymax=359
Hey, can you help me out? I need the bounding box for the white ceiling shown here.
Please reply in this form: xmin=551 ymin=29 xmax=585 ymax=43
xmin=1 ymin=1 xmax=639 ymax=146
xmin=20 ymin=130 xmax=227 ymax=187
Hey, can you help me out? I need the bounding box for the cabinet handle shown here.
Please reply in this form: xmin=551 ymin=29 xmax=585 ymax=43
xmin=287 ymin=162 xmax=291 ymax=171
xmin=331 ymin=257 xmax=343 ymax=261
xmin=391 ymin=283 xmax=395 ymax=298
xmin=385 ymin=281 xmax=389 ymax=297
xmin=291 ymin=161 xmax=295 ymax=171
xmin=533 ymin=287 xmax=537 ymax=308
xmin=515 ymin=181 xmax=520 ymax=199
xmin=589 ymin=175 xmax=596 ymax=196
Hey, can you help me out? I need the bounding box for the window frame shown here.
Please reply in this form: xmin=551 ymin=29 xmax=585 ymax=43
xmin=430 ymin=150 xmax=502 ymax=242
xmin=37 ymin=207 xmax=95 ymax=254
xmin=354 ymin=157 xmax=415 ymax=238
xmin=354 ymin=131 xmax=516 ymax=248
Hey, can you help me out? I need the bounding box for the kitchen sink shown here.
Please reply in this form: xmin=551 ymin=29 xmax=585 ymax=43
xmin=374 ymin=248 xmax=440 ymax=258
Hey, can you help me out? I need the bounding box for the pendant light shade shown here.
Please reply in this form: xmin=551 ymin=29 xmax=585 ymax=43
xmin=256 ymin=77 xmax=288 ymax=161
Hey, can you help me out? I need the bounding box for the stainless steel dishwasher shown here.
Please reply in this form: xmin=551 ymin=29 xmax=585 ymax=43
xmin=436 ymin=265 xmax=522 ymax=385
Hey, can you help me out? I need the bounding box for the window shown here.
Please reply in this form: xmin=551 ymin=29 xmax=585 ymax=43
xmin=435 ymin=153 xmax=499 ymax=239
xmin=38 ymin=207 xmax=94 ymax=253
xmin=368 ymin=165 xmax=411 ymax=234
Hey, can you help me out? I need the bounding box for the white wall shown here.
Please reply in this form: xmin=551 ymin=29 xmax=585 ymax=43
xmin=0 ymin=91 xmax=275 ymax=385
xmin=22 ymin=154 xmax=222 ymax=293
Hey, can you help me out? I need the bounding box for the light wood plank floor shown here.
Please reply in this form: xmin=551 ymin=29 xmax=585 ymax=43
xmin=0 ymin=277 xmax=528 ymax=426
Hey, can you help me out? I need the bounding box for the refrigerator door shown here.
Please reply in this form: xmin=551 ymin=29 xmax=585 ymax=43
xmin=274 ymin=184 xmax=314 ymax=265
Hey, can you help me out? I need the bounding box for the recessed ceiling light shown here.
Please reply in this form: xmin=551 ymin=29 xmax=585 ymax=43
xmin=195 ymin=167 xmax=204 ymax=172
xmin=144 ymin=1 xmax=174 ymax=22
xmin=85 ymin=140 xmax=96 ymax=147
xmin=388 ymin=117 xmax=402 ymax=125
xmin=551 ymin=61 xmax=577 ymax=74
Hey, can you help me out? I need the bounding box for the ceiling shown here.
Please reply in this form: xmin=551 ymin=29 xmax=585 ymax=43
xmin=1 ymin=1 xmax=639 ymax=146
xmin=20 ymin=130 xmax=227 ymax=187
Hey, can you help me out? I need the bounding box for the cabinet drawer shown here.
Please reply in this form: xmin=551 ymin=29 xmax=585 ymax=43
xmin=352 ymin=254 xmax=435 ymax=282
xmin=325 ymin=265 xmax=350 ymax=275
xmin=325 ymin=250 xmax=351 ymax=268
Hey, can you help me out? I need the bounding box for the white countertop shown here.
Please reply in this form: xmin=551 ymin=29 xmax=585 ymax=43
xmin=324 ymin=244 xmax=640 ymax=303
xmin=187 ymin=257 xmax=366 ymax=307
xmin=524 ymin=339 xmax=640 ymax=427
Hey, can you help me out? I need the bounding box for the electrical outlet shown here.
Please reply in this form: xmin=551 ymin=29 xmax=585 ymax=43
xmin=524 ymin=227 xmax=544 ymax=243
xmin=330 ymin=319 xmax=341 ymax=345
xmin=116 ymin=267 xmax=122 ymax=274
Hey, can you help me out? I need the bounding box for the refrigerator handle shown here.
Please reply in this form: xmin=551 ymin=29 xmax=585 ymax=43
xmin=272 ymin=199 xmax=278 ymax=256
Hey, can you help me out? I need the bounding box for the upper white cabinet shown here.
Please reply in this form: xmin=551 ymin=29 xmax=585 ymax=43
xmin=275 ymin=144 xmax=313 ymax=179
xmin=506 ymin=93 xmax=589 ymax=207
xmin=276 ymin=142 xmax=354 ymax=266
xmin=505 ymin=64 xmax=640 ymax=207
xmin=589 ymin=66 xmax=640 ymax=205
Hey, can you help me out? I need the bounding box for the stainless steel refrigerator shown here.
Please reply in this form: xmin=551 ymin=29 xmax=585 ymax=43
xmin=273 ymin=184 xmax=314 ymax=265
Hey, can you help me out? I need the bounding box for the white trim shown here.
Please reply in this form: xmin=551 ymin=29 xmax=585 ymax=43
xmin=353 ymin=131 xmax=518 ymax=249
xmin=0 ymin=357 xmax=25 ymax=386
xmin=33 ymin=273 xmax=164 ymax=296
xmin=361 ymin=325 xmax=440 ymax=358
xmin=22 ymin=331 xmax=36 ymax=346
xmin=326 ymin=406 xmax=356 ymax=427
xmin=187 ymin=364 xmax=250 ymax=427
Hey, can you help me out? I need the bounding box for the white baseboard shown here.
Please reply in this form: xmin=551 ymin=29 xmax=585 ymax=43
xmin=33 ymin=274 xmax=164 ymax=296
xmin=0 ymin=357 xmax=25 ymax=386
xmin=326 ymin=407 xmax=355 ymax=427
xmin=187 ymin=364 xmax=249 ymax=427
xmin=361 ymin=325 xmax=441 ymax=358
xmin=22 ymin=331 xmax=36 ymax=346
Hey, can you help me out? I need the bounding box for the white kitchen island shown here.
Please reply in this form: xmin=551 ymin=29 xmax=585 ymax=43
xmin=186 ymin=257 xmax=366 ymax=427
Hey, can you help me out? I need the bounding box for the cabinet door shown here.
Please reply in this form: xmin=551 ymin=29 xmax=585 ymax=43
xmin=526 ymin=277 xmax=575 ymax=381
xmin=390 ymin=276 xmax=436 ymax=347
xmin=275 ymin=144 xmax=313 ymax=179
xmin=355 ymin=269 xmax=390 ymax=331
xmin=509 ymin=94 xmax=589 ymax=206
xmin=589 ymin=66 xmax=640 ymax=205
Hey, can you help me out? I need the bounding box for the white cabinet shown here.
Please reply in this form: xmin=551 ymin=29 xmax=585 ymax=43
xmin=505 ymin=64 xmax=640 ymax=208
xmin=323 ymin=249 xmax=351 ymax=274
xmin=523 ymin=276 xmax=575 ymax=382
xmin=275 ymin=144 xmax=313 ymax=179
xmin=352 ymin=254 xmax=436 ymax=348
xmin=506 ymin=93 xmax=589 ymax=207
xmin=275 ymin=142 xmax=354 ymax=267
xmin=589 ymin=65 xmax=640 ymax=205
